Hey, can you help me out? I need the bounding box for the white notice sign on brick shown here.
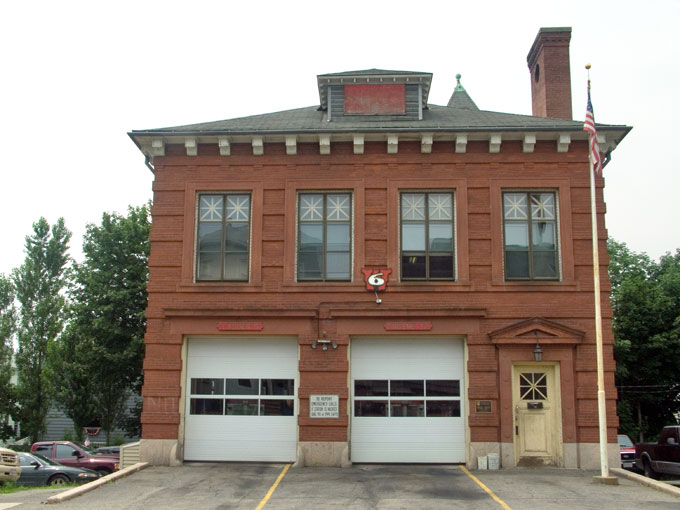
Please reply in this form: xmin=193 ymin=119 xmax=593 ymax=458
xmin=310 ymin=394 xmax=339 ymax=418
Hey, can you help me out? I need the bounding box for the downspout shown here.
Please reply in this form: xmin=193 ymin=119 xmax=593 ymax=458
xmin=144 ymin=155 xmax=155 ymax=174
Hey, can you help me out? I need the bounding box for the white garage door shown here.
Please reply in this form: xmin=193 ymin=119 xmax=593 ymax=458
xmin=351 ymin=336 xmax=466 ymax=463
xmin=184 ymin=336 xmax=298 ymax=462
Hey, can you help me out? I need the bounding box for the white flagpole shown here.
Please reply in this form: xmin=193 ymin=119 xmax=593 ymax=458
xmin=586 ymin=65 xmax=612 ymax=482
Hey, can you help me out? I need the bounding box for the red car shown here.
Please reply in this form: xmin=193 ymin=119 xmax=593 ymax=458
xmin=30 ymin=441 xmax=119 ymax=477
xmin=618 ymin=434 xmax=635 ymax=469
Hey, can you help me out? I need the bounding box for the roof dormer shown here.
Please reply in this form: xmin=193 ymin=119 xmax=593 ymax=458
xmin=316 ymin=69 xmax=432 ymax=122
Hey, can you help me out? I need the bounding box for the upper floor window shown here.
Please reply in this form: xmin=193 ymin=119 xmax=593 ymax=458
xmin=297 ymin=193 xmax=351 ymax=281
xmin=400 ymin=192 xmax=455 ymax=280
xmin=503 ymin=191 xmax=558 ymax=280
xmin=196 ymin=193 xmax=250 ymax=281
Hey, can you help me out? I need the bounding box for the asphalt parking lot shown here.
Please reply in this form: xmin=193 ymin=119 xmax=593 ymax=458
xmin=1 ymin=463 xmax=679 ymax=510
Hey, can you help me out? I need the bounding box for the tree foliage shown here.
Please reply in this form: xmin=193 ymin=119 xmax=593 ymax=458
xmin=609 ymin=240 xmax=680 ymax=442
xmin=0 ymin=275 xmax=17 ymax=440
xmin=12 ymin=218 xmax=71 ymax=443
xmin=50 ymin=204 xmax=151 ymax=443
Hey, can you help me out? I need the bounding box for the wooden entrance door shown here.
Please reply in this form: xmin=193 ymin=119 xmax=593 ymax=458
xmin=513 ymin=364 xmax=560 ymax=466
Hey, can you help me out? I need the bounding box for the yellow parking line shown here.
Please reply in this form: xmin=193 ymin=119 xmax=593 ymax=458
xmin=255 ymin=463 xmax=291 ymax=510
xmin=459 ymin=465 xmax=512 ymax=510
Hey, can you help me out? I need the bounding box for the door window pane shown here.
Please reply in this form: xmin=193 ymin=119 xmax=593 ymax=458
xmin=261 ymin=379 xmax=295 ymax=396
xmin=225 ymin=379 xmax=258 ymax=395
xmin=56 ymin=444 xmax=76 ymax=458
xmin=355 ymin=380 xmax=388 ymax=396
xmin=225 ymin=399 xmax=259 ymax=415
xmin=354 ymin=401 xmax=388 ymax=417
xmin=191 ymin=378 xmax=224 ymax=395
xmin=190 ymin=398 xmax=224 ymax=415
xmin=426 ymin=380 xmax=460 ymax=397
xmin=260 ymin=399 xmax=295 ymax=416
xmin=390 ymin=380 xmax=424 ymax=397
xmin=390 ymin=400 xmax=425 ymax=417
xmin=426 ymin=400 xmax=461 ymax=417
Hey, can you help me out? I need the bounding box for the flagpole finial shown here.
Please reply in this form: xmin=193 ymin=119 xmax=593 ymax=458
xmin=585 ymin=63 xmax=591 ymax=70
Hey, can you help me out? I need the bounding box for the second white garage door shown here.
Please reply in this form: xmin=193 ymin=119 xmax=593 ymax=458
xmin=350 ymin=336 xmax=466 ymax=463
xmin=184 ymin=336 xmax=298 ymax=462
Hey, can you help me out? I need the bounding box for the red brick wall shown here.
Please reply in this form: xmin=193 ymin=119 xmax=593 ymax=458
xmin=141 ymin=139 xmax=617 ymax=447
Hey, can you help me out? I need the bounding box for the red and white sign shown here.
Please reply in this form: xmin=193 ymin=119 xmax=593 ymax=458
xmin=384 ymin=322 xmax=433 ymax=331
xmin=361 ymin=268 xmax=392 ymax=292
xmin=217 ymin=322 xmax=264 ymax=331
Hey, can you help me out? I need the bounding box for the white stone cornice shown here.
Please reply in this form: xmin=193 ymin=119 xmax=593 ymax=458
xmin=319 ymin=135 xmax=331 ymax=155
xmin=218 ymin=137 xmax=230 ymax=156
xmin=557 ymin=133 xmax=571 ymax=153
xmin=455 ymin=134 xmax=468 ymax=153
xmin=150 ymin=138 xmax=165 ymax=157
xmin=421 ymin=134 xmax=433 ymax=154
xmin=387 ymin=135 xmax=398 ymax=154
xmin=185 ymin=138 xmax=197 ymax=156
xmin=523 ymin=134 xmax=536 ymax=153
xmin=353 ymin=134 xmax=364 ymax=155
xmin=285 ymin=136 xmax=297 ymax=155
xmin=252 ymin=136 xmax=264 ymax=156
xmin=489 ymin=134 xmax=502 ymax=153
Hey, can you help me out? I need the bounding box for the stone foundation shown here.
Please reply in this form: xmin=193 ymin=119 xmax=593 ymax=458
xmin=294 ymin=442 xmax=350 ymax=468
xmin=139 ymin=439 xmax=182 ymax=466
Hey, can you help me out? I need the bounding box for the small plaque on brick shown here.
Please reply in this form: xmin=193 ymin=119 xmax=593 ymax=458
xmin=310 ymin=394 xmax=339 ymax=418
xmin=476 ymin=400 xmax=492 ymax=413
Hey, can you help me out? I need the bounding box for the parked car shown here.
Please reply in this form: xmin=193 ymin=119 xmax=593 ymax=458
xmin=96 ymin=446 xmax=120 ymax=456
xmin=0 ymin=446 xmax=21 ymax=484
xmin=635 ymin=425 xmax=680 ymax=478
xmin=30 ymin=441 xmax=119 ymax=477
xmin=617 ymin=434 xmax=636 ymax=469
xmin=17 ymin=452 xmax=99 ymax=486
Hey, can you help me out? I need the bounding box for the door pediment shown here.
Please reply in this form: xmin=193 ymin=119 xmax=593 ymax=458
xmin=488 ymin=317 xmax=584 ymax=345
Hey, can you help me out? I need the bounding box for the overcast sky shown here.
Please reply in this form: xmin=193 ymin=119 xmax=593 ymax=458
xmin=1 ymin=0 xmax=678 ymax=275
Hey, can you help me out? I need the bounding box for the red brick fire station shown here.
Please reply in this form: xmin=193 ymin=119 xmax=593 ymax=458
xmin=129 ymin=27 xmax=630 ymax=469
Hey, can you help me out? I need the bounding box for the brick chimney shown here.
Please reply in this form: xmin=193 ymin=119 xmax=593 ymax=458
xmin=527 ymin=27 xmax=573 ymax=120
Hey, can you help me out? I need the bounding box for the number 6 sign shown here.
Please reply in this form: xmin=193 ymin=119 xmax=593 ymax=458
xmin=361 ymin=268 xmax=392 ymax=292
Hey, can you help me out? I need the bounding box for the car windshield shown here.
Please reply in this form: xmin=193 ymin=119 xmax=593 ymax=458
xmin=30 ymin=453 xmax=62 ymax=466
xmin=618 ymin=435 xmax=634 ymax=447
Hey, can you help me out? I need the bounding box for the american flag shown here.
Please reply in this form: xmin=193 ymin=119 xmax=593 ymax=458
xmin=583 ymin=82 xmax=602 ymax=175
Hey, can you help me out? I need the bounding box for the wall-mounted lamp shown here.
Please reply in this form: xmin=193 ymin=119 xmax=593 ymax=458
xmin=312 ymin=339 xmax=337 ymax=351
xmin=533 ymin=343 xmax=543 ymax=362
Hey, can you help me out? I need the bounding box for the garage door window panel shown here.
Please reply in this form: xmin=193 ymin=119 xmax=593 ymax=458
xmin=354 ymin=379 xmax=460 ymax=418
xmin=191 ymin=398 xmax=224 ymax=415
xmin=225 ymin=399 xmax=258 ymax=415
xmin=426 ymin=400 xmax=461 ymax=417
xmin=355 ymin=400 xmax=388 ymax=417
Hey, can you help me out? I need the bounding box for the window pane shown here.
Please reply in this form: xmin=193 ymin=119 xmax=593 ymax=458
xmin=531 ymin=193 xmax=555 ymax=220
xmin=355 ymin=380 xmax=388 ymax=396
xmin=326 ymin=194 xmax=351 ymax=221
xmin=56 ymin=445 xmax=76 ymax=458
xmin=390 ymin=380 xmax=424 ymax=396
xmin=260 ymin=399 xmax=295 ymax=416
xmin=426 ymin=401 xmax=461 ymax=417
xmin=505 ymin=223 xmax=529 ymax=249
xmin=226 ymin=195 xmax=250 ymax=221
xmin=532 ymin=222 xmax=555 ymax=250
xmin=429 ymin=223 xmax=453 ymax=251
xmin=325 ymin=252 xmax=350 ymax=280
xmin=401 ymin=194 xmax=425 ymax=220
xmin=390 ymin=400 xmax=425 ymax=417
xmin=426 ymin=380 xmax=460 ymax=397
xmin=299 ymin=223 xmax=323 ymax=251
xmin=428 ymin=194 xmax=452 ymax=220
xmin=533 ymin=251 xmax=557 ymax=278
xmin=197 ymin=252 xmax=221 ymax=280
xmin=401 ymin=255 xmax=426 ymax=279
xmin=190 ymin=398 xmax=223 ymax=415
xmin=200 ymin=195 xmax=223 ymax=222
xmin=354 ymin=401 xmax=388 ymax=417
xmin=225 ymin=399 xmax=258 ymax=415
xmin=226 ymin=223 xmax=249 ymax=252
xmin=505 ymin=251 xmax=529 ymax=278
xmin=198 ymin=223 xmax=222 ymax=252
xmin=261 ymin=379 xmax=295 ymax=396
xmin=225 ymin=379 xmax=258 ymax=395
xmin=300 ymin=194 xmax=324 ymax=221
xmin=327 ymin=223 xmax=350 ymax=251
xmin=429 ymin=255 xmax=454 ymax=279
xmin=504 ymin=193 xmax=528 ymax=219
xmin=191 ymin=378 xmax=224 ymax=395
xmin=402 ymin=223 xmax=425 ymax=251
xmin=298 ymin=252 xmax=323 ymax=279
xmin=224 ymin=254 xmax=248 ymax=281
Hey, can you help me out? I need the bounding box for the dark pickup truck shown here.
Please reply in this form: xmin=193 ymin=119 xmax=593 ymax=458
xmin=635 ymin=425 xmax=680 ymax=478
xmin=31 ymin=441 xmax=119 ymax=476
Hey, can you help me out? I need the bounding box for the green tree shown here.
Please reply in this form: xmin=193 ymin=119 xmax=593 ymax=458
xmin=12 ymin=218 xmax=71 ymax=443
xmin=0 ymin=275 xmax=17 ymax=440
xmin=609 ymin=240 xmax=680 ymax=442
xmin=50 ymin=205 xmax=150 ymax=444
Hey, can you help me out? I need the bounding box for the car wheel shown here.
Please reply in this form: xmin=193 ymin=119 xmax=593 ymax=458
xmin=48 ymin=474 xmax=69 ymax=486
xmin=96 ymin=468 xmax=111 ymax=477
xmin=643 ymin=459 xmax=658 ymax=479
